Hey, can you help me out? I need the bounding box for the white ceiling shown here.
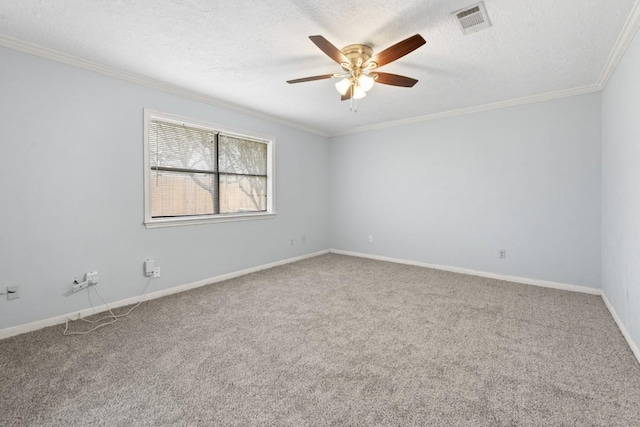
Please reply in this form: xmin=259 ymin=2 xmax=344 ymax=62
xmin=0 ymin=0 xmax=638 ymax=136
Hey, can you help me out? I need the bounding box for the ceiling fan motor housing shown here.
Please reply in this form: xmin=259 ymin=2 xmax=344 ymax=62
xmin=340 ymin=44 xmax=374 ymax=69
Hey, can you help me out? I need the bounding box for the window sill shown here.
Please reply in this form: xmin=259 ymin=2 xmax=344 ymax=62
xmin=144 ymin=212 xmax=276 ymax=228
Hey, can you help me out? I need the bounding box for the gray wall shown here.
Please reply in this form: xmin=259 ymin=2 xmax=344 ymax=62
xmin=602 ymin=29 xmax=640 ymax=350
xmin=0 ymin=47 xmax=330 ymax=330
xmin=1 ymin=41 xmax=628 ymax=334
xmin=329 ymin=94 xmax=602 ymax=288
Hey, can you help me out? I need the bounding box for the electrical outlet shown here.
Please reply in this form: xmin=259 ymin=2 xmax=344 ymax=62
xmin=86 ymin=271 xmax=99 ymax=286
xmin=6 ymin=286 xmax=20 ymax=300
xmin=290 ymin=239 xmax=294 ymax=246
xmin=368 ymin=235 xmax=374 ymax=243
xmin=72 ymin=280 xmax=89 ymax=292
xmin=153 ymin=267 xmax=161 ymax=278
xmin=71 ymin=271 xmax=99 ymax=293
xmin=499 ymin=250 xmax=506 ymax=259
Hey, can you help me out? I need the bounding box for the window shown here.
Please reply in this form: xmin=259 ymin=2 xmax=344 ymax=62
xmin=143 ymin=109 xmax=275 ymax=227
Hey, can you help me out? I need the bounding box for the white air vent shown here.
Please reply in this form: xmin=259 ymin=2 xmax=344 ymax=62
xmin=454 ymin=2 xmax=492 ymax=35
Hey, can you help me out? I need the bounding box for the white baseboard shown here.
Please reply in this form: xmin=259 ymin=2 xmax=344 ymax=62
xmin=601 ymin=292 xmax=640 ymax=365
xmin=330 ymin=249 xmax=640 ymax=365
xmin=329 ymin=249 xmax=602 ymax=295
xmin=0 ymin=250 xmax=329 ymax=340
xmin=4 ymin=248 xmax=638 ymax=366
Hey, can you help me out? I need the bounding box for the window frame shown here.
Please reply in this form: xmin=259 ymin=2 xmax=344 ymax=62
xmin=143 ymin=109 xmax=276 ymax=228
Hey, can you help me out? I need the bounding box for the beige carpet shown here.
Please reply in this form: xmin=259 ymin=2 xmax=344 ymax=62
xmin=1 ymin=253 xmax=639 ymax=426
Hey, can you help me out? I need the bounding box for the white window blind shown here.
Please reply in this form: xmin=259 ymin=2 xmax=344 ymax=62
xmin=145 ymin=110 xmax=273 ymax=226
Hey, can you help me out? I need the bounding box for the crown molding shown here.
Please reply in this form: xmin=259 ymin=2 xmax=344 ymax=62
xmin=332 ymin=0 xmax=640 ymax=136
xmin=596 ymin=0 xmax=640 ymax=89
xmin=0 ymin=34 xmax=330 ymax=138
xmin=3 ymin=0 xmax=640 ymax=141
xmin=330 ymin=84 xmax=600 ymax=137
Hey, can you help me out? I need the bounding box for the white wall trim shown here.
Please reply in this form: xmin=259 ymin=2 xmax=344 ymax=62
xmin=0 ymin=28 xmax=601 ymax=138
xmin=3 ymin=0 xmax=639 ymax=141
xmin=4 ymin=248 xmax=639 ymax=367
xmin=331 ymin=84 xmax=600 ymax=136
xmin=602 ymin=292 xmax=640 ymax=363
xmin=0 ymin=250 xmax=329 ymax=340
xmin=329 ymin=249 xmax=602 ymax=295
xmin=330 ymin=0 xmax=640 ymax=136
xmin=0 ymin=34 xmax=329 ymax=138
xmin=601 ymin=292 xmax=640 ymax=365
xmin=330 ymin=249 xmax=640 ymax=364
xmin=2 ymin=16 xmax=636 ymax=141
xmin=596 ymin=0 xmax=640 ymax=89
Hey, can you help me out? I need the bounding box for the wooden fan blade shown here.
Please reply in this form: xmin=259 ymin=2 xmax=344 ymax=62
xmin=375 ymin=72 xmax=418 ymax=87
xmin=367 ymin=34 xmax=426 ymax=68
xmin=309 ymin=35 xmax=349 ymax=65
xmin=341 ymin=91 xmax=352 ymax=101
xmin=287 ymin=74 xmax=334 ymax=84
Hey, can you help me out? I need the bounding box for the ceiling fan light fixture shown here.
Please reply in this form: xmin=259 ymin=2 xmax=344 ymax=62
xmin=353 ymin=85 xmax=367 ymax=99
xmin=358 ymin=74 xmax=375 ymax=92
xmin=335 ymin=78 xmax=351 ymax=95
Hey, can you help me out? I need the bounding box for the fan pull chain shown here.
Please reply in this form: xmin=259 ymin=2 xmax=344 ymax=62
xmin=349 ymin=85 xmax=358 ymax=113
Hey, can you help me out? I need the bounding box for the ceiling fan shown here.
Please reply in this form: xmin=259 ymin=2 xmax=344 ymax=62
xmin=287 ymin=34 xmax=426 ymax=110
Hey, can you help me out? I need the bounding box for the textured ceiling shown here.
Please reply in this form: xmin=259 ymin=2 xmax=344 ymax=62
xmin=0 ymin=0 xmax=637 ymax=135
